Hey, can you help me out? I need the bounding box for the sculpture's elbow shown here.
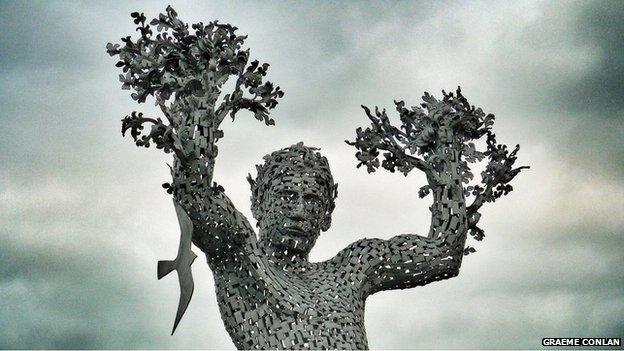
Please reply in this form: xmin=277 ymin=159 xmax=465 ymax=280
xmin=451 ymin=254 xmax=464 ymax=276
xmin=449 ymin=266 xmax=460 ymax=278
xmin=429 ymin=264 xmax=460 ymax=284
xmin=440 ymin=256 xmax=462 ymax=280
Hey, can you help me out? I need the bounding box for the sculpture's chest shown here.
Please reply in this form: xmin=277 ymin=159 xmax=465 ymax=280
xmin=213 ymin=264 xmax=368 ymax=349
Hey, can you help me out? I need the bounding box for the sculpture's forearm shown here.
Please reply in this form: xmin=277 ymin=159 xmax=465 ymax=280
xmin=350 ymin=89 xmax=528 ymax=298
xmin=369 ymin=147 xmax=469 ymax=292
xmin=427 ymin=182 xmax=468 ymax=247
xmin=166 ymin=115 xmax=256 ymax=264
xmin=427 ymin=146 xmax=468 ymax=246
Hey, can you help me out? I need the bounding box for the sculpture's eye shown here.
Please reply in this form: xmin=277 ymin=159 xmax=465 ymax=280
xmin=303 ymin=193 xmax=322 ymax=207
xmin=278 ymin=190 xmax=297 ymax=202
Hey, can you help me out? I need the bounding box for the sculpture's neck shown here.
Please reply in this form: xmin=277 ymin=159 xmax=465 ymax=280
xmin=259 ymin=239 xmax=310 ymax=268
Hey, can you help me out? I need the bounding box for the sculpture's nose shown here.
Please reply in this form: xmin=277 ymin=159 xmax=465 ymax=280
xmin=289 ymin=197 xmax=306 ymax=221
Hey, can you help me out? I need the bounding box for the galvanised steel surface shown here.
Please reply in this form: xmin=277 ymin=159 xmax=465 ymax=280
xmin=107 ymin=6 xmax=528 ymax=350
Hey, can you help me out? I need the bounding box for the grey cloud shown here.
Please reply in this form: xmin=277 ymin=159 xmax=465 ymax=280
xmin=558 ymin=0 xmax=624 ymax=116
xmin=0 ymin=241 xmax=154 ymax=348
xmin=0 ymin=2 xmax=97 ymax=71
xmin=541 ymin=1 xmax=624 ymax=176
xmin=1 ymin=0 xmax=622 ymax=349
xmin=0 ymin=215 xmax=168 ymax=348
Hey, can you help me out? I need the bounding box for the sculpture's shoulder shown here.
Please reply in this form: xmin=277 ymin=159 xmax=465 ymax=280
xmin=322 ymin=237 xmax=387 ymax=276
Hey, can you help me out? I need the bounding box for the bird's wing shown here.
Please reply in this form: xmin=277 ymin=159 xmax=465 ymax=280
xmin=157 ymin=199 xmax=198 ymax=335
xmin=172 ymin=249 xmax=197 ymax=335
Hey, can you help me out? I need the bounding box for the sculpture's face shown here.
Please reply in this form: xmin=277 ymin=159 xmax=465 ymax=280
xmin=259 ymin=171 xmax=331 ymax=256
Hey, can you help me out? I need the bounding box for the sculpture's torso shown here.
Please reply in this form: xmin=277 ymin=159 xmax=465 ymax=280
xmin=211 ymin=249 xmax=369 ymax=350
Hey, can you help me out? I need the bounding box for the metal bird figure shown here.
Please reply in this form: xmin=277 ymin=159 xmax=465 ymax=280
xmin=157 ymin=199 xmax=198 ymax=335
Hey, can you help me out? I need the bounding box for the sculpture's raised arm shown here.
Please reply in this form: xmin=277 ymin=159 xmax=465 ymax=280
xmin=345 ymin=88 xmax=528 ymax=296
xmin=106 ymin=7 xmax=284 ymax=263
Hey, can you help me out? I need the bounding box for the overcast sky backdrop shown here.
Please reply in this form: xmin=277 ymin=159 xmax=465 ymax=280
xmin=1 ymin=0 xmax=622 ymax=349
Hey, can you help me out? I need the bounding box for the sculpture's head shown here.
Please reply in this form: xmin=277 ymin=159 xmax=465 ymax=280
xmin=249 ymin=142 xmax=338 ymax=257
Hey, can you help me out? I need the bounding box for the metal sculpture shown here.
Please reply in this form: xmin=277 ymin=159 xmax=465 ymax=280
xmin=107 ymin=6 xmax=528 ymax=350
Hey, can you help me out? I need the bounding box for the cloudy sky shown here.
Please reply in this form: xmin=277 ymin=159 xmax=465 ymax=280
xmin=1 ymin=0 xmax=622 ymax=349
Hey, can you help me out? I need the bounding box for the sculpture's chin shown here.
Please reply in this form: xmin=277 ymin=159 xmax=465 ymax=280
xmin=277 ymin=235 xmax=312 ymax=253
xmin=262 ymin=233 xmax=313 ymax=257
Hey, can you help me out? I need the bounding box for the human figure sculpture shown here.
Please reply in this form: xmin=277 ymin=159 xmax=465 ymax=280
xmin=179 ymin=141 xmax=479 ymax=349
xmin=107 ymin=7 xmax=528 ymax=350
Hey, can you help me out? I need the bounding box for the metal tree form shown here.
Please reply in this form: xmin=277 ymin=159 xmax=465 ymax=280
xmin=347 ymin=88 xmax=529 ymax=253
xmin=106 ymin=6 xmax=284 ymax=333
xmin=106 ymin=6 xmax=283 ymax=190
